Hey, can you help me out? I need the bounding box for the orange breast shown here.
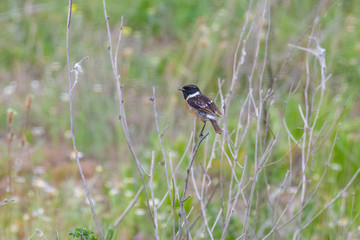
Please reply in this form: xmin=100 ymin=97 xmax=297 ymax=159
xmin=185 ymin=100 xmax=206 ymax=122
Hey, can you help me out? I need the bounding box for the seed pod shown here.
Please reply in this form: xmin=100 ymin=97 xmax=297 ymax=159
xmin=26 ymin=97 xmax=33 ymax=110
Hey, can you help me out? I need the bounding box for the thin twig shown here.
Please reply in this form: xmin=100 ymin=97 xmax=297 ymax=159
xmin=0 ymin=198 xmax=15 ymax=207
xmin=101 ymin=4 xmax=154 ymax=226
xmin=221 ymin=156 xmax=248 ymax=240
xmin=301 ymin=167 xmax=360 ymax=230
xmin=66 ymin=1 xmax=104 ymax=239
xmin=190 ymin=167 xmax=214 ymax=240
xmin=189 ymin=183 xmax=219 ymax=231
xmin=151 ymin=87 xmax=175 ymax=238
xmin=70 ymin=56 xmax=88 ymax=91
xmin=169 ymin=154 xmax=180 ymax=240
xmin=149 ymin=151 xmax=160 ymax=240
xmin=113 ymin=184 xmax=145 ymax=228
xmin=241 ymin=1 xmax=270 ymax=237
xmin=179 ymin=133 xmax=209 ymax=240
xmin=27 ymin=228 xmax=43 ymax=240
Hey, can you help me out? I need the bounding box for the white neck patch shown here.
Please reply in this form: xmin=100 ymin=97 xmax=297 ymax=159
xmin=186 ymin=91 xmax=200 ymax=99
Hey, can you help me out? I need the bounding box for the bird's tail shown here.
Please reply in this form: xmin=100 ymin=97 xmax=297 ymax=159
xmin=210 ymin=119 xmax=222 ymax=134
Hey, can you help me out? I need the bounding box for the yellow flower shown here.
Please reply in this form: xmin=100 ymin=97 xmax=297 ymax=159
xmin=72 ymin=3 xmax=78 ymax=12
xmin=65 ymin=3 xmax=78 ymax=12
xmin=122 ymin=26 xmax=132 ymax=36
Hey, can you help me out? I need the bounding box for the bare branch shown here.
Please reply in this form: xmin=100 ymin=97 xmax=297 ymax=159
xmin=179 ymin=133 xmax=209 ymax=240
xmin=66 ymin=1 xmax=104 ymax=238
xmin=151 ymin=87 xmax=175 ymax=238
xmin=113 ymin=184 xmax=145 ymax=228
xmin=150 ymin=151 xmax=160 ymax=240
xmin=101 ymin=2 xmax=154 ymax=227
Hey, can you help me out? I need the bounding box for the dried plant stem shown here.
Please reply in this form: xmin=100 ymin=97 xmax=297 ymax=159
xmin=151 ymin=88 xmax=174 ymax=239
xmin=149 ymin=151 xmax=160 ymax=240
xmin=218 ymin=0 xmax=254 ymax=228
xmin=101 ymin=1 xmax=154 ymax=227
xmin=241 ymin=1 xmax=270 ymax=237
xmin=304 ymin=168 xmax=360 ymax=229
xmin=221 ymin=156 xmax=248 ymax=240
xmin=113 ymin=184 xmax=145 ymax=228
xmin=0 ymin=198 xmax=15 ymax=207
xmin=169 ymin=154 xmax=181 ymax=240
xmin=190 ymin=167 xmax=214 ymax=240
xmin=27 ymin=228 xmax=43 ymax=240
xmin=66 ymin=1 xmax=104 ymax=239
xmin=178 ymin=133 xmax=209 ymax=240
xmin=189 ymin=183 xmax=219 ymax=231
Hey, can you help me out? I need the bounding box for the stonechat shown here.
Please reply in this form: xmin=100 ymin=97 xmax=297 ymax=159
xmin=178 ymin=84 xmax=222 ymax=136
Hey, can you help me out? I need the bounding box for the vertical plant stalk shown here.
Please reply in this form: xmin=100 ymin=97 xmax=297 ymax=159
xmin=221 ymin=156 xmax=248 ymax=240
xmin=113 ymin=184 xmax=145 ymax=228
xmin=151 ymin=88 xmax=175 ymax=238
xmin=218 ymin=0 xmax=254 ymax=229
xmin=288 ymin=18 xmax=328 ymax=239
xmin=6 ymin=109 xmax=15 ymax=240
xmin=6 ymin=110 xmax=14 ymax=196
xmin=66 ymin=1 xmax=104 ymax=239
xmin=296 ymin=20 xmax=318 ymax=239
xmin=190 ymin=167 xmax=214 ymax=240
xmin=241 ymin=1 xmax=270 ymax=237
xmin=149 ymin=151 xmax=160 ymax=240
xmin=101 ymin=1 xmax=155 ymax=227
xmin=169 ymin=155 xmax=180 ymax=239
xmin=178 ymin=132 xmax=209 ymax=240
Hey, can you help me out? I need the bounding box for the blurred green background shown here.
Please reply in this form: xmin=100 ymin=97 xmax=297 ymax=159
xmin=1 ymin=0 xmax=360 ymax=239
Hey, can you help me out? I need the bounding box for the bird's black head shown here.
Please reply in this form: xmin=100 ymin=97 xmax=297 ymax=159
xmin=178 ymin=84 xmax=201 ymax=99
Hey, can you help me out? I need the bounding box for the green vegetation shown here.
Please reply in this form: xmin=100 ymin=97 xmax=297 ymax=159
xmin=69 ymin=227 xmax=98 ymax=240
xmin=1 ymin=0 xmax=360 ymax=239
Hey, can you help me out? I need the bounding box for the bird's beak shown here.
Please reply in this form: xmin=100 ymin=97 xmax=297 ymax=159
xmin=177 ymin=87 xmax=184 ymax=91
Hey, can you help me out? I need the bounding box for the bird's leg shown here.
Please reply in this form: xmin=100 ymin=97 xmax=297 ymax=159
xmin=199 ymin=122 xmax=206 ymax=138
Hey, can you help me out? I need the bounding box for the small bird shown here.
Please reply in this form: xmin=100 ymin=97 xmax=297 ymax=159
xmin=178 ymin=84 xmax=222 ymax=136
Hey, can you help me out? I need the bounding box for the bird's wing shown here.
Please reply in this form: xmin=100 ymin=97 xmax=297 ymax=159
xmin=187 ymin=95 xmax=222 ymax=117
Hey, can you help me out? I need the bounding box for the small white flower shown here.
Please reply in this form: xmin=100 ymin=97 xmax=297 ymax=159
xmin=96 ymin=165 xmax=103 ymax=173
xmin=32 ymin=127 xmax=45 ymax=136
xmin=93 ymin=84 xmax=102 ymax=93
xmin=10 ymin=224 xmax=18 ymax=233
xmin=37 ymin=208 xmax=44 ymax=215
xmin=337 ymin=218 xmax=347 ymax=226
xmin=60 ymin=92 xmax=70 ymax=102
xmin=31 ymin=80 xmax=40 ymax=89
xmin=330 ymin=163 xmax=342 ymax=171
xmin=123 ymin=178 xmax=135 ymax=184
xmin=3 ymin=83 xmax=16 ymax=95
xmin=7 ymin=108 xmax=17 ymax=115
xmin=109 ymin=188 xmax=120 ymax=196
xmin=73 ymin=187 xmax=85 ymax=198
xmin=64 ymin=130 xmax=72 ymax=139
xmin=149 ymin=198 xmax=159 ymax=207
xmin=23 ymin=214 xmax=30 ymax=221
xmin=135 ymin=209 xmax=146 ymax=216
xmin=125 ymin=190 xmax=133 ymax=198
